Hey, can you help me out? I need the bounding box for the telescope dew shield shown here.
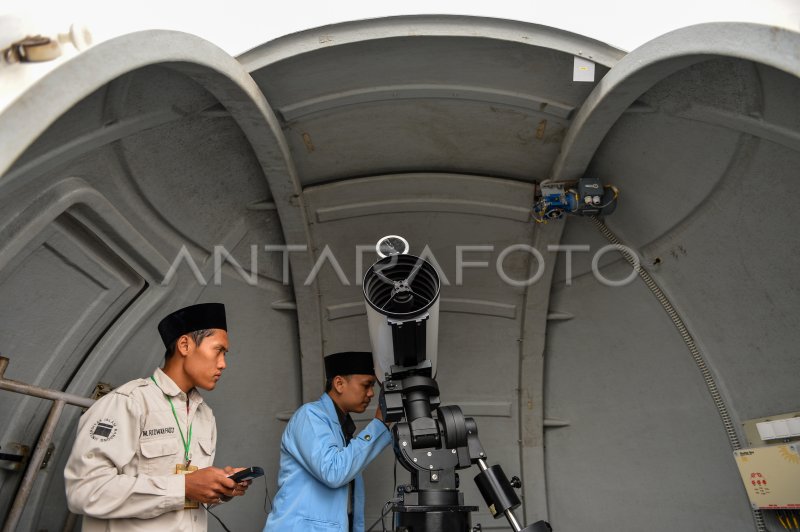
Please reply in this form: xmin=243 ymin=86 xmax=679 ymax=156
xmin=363 ymin=254 xmax=440 ymax=382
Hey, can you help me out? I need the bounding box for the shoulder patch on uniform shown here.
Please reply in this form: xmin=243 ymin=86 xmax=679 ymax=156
xmin=89 ymin=418 xmax=118 ymax=442
xmin=113 ymin=378 xmax=149 ymax=396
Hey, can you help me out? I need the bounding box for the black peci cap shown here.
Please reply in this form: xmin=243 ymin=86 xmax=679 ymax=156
xmin=324 ymin=351 xmax=375 ymax=379
xmin=158 ymin=303 xmax=227 ymax=348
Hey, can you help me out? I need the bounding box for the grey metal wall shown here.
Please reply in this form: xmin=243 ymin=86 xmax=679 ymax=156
xmin=0 ymin=42 xmax=302 ymax=531
xmin=544 ymin=56 xmax=800 ymax=531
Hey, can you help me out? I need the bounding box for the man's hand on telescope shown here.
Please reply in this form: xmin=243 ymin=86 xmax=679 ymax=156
xmin=375 ymin=404 xmax=393 ymax=429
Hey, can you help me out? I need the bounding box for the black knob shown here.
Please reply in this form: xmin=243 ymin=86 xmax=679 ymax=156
xmin=510 ymin=476 xmax=522 ymax=489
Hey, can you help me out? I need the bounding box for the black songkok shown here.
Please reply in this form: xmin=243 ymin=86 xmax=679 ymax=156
xmin=324 ymin=351 xmax=375 ymax=379
xmin=157 ymin=303 xmax=227 ymax=348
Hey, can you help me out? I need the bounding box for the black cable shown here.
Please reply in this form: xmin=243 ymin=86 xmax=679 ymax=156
xmin=203 ymin=504 xmax=232 ymax=532
xmin=201 ymin=477 xmax=270 ymax=532
xmin=381 ymin=500 xmax=392 ymax=532
xmin=366 ymin=455 xmax=401 ymax=532
xmin=263 ymin=476 xmax=273 ymax=514
xmin=366 ymin=500 xmax=395 ymax=532
xmin=390 ymin=456 xmax=397 ymax=530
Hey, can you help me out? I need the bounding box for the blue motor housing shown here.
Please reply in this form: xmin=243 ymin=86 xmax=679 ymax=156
xmin=532 ymin=178 xmax=618 ymax=223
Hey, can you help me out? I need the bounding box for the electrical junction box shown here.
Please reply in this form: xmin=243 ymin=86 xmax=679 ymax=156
xmin=733 ymin=444 xmax=800 ymax=509
xmin=742 ymin=411 xmax=800 ymax=447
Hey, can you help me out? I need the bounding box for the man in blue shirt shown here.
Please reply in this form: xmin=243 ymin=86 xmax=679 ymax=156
xmin=264 ymin=351 xmax=391 ymax=532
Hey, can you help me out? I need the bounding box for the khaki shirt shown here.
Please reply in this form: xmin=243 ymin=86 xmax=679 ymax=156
xmin=65 ymin=368 xmax=217 ymax=532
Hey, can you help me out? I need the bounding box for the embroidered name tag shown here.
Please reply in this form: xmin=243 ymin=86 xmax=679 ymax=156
xmin=141 ymin=427 xmax=175 ymax=437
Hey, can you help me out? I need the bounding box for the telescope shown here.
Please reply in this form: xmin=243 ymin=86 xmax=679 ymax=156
xmin=363 ymin=236 xmax=551 ymax=532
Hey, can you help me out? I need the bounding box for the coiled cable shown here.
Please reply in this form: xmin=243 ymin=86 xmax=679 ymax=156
xmin=589 ymin=216 xmax=765 ymax=532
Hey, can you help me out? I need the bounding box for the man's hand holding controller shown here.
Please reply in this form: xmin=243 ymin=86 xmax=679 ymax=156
xmin=184 ymin=466 xmax=252 ymax=505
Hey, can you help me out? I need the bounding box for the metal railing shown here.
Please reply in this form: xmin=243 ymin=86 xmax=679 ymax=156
xmin=0 ymin=355 xmax=95 ymax=532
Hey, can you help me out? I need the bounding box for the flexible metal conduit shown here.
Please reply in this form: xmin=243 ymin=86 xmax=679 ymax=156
xmin=0 ymin=355 xmax=94 ymax=532
xmin=589 ymin=217 xmax=766 ymax=532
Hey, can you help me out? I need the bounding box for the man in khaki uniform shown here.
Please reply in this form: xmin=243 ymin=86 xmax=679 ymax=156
xmin=65 ymin=302 xmax=250 ymax=531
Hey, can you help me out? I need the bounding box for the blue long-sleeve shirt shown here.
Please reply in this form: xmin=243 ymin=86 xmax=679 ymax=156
xmin=264 ymin=393 xmax=391 ymax=532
